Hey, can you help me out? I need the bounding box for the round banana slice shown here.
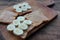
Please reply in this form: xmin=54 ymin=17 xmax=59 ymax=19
xmin=23 ymin=20 xmax=32 ymax=25
xmin=13 ymin=28 xmax=23 ymax=36
xmin=21 ymin=6 xmax=27 ymax=12
xmin=18 ymin=4 xmax=22 ymax=9
xmin=13 ymin=5 xmax=19 ymax=9
xmin=22 ymin=2 xmax=31 ymax=10
xmin=18 ymin=4 xmax=22 ymax=7
xmin=7 ymin=24 xmax=16 ymax=31
xmin=15 ymin=8 xmax=22 ymax=12
xmin=22 ymin=2 xmax=29 ymax=6
xmin=13 ymin=20 xmax=20 ymax=26
xmin=23 ymin=4 xmax=31 ymax=10
xmin=18 ymin=23 xmax=28 ymax=30
xmin=26 ymin=5 xmax=31 ymax=9
xmin=17 ymin=16 xmax=25 ymax=22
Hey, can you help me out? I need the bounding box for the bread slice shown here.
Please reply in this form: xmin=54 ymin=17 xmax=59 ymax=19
xmin=4 ymin=2 xmax=32 ymax=16
xmin=17 ymin=10 xmax=49 ymax=39
xmin=13 ymin=9 xmax=32 ymax=16
xmin=0 ymin=10 xmax=18 ymax=23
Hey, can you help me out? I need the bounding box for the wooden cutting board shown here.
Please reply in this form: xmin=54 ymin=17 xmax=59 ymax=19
xmin=0 ymin=0 xmax=57 ymax=40
xmin=36 ymin=0 xmax=55 ymax=6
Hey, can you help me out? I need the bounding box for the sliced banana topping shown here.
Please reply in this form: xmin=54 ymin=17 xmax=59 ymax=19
xmin=13 ymin=20 xmax=20 ymax=26
xmin=7 ymin=16 xmax=32 ymax=36
xmin=23 ymin=20 xmax=32 ymax=25
xmin=18 ymin=23 xmax=28 ymax=30
xmin=18 ymin=4 xmax=22 ymax=7
xmin=21 ymin=6 xmax=27 ymax=12
xmin=17 ymin=16 xmax=25 ymax=21
xmin=7 ymin=24 xmax=16 ymax=31
xmin=27 ymin=5 xmax=31 ymax=9
xmin=13 ymin=28 xmax=23 ymax=36
xmin=13 ymin=5 xmax=19 ymax=9
xmin=22 ymin=2 xmax=31 ymax=10
xmin=15 ymin=8 xmax=22 ymax=12
xmin=13 ymin=2 xmax=32 ymax=13
xmin=22 ymin=2 xmax=29 ymax=6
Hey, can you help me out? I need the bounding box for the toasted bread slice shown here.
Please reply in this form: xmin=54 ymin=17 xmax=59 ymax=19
xmin=13 ymin=9 xmax=32 ymax=16
xmin=4 ymin=2 xmax=32 ymax=16
xmin=18 ymin=10 xmax=49 ymax=39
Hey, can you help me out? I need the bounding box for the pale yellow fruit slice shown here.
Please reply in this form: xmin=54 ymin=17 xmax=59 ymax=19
xmin=26 ymin=5 xmax=31 ymax=9
xmin=18 ymin=23 xmax=28 ymax=30
xmin=22 ymin=2 xmax=29 ymax=6
xmin=13 ymin=5 xmax=19 ymax=9
xmin=22 ymin=2 xmax=31 ymax=10
xmin=17 ymin=16 xmax=25 ymax=22
xmin=7 ymin=24 xmax=16 ymax=31
xmin=13 ymin=20 xmax=20 ymax=26
xmin=13 ymin=28 xmax=23 ymax=36
xmin=15 ymin=8 xmax=23 ymax=12
xmin=23 ymin=20 xmax=32 ymax=25
xmin=21 ymin=6 xmax=27 ymax=12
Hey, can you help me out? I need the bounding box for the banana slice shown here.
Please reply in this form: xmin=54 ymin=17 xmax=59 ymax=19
xmin=22 ymin=2 xmax=29 ymax=6
xmin=17 ymin=16 xmax=25 ymax=22
xmin=13 ymin=5 xmax=19 ymax=9
xmin=22 ymin=2 xmax=31 ymax=10
xmin=18 ymin=4 xmax=22 ymax=7
xmin=13 ymin=28 xmax=23 ymax=36
xmin=7 ymin=24 xmax=16 ymax=31
xmin=27 ymin=5 xmax=31 ymax=9
xmin=24 ymin=5 xmax=31 ymax=10
xmin=15 ymin=8 xmax=22 ymax=12
xmin=23 ymin=20 xmax=32 ymax=25
xmin=13 ymin=20 xmax=20 ymax=26
xmin=21 ymin=6 xmax=27 ymax=12
xmin=18 ymin=23 xmax=28 ymax=30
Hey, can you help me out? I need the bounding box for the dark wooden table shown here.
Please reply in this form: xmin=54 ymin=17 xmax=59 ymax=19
xmin=0 ymin=0 xmax=60 ymax=40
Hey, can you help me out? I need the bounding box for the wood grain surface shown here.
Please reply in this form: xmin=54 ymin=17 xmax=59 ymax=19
xmin=0 ymin=0 xmax=54 ymax=10
xmin=0 ymin=0 xmax=60 ymax=40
